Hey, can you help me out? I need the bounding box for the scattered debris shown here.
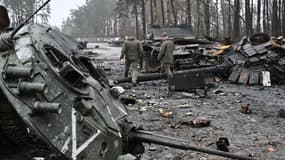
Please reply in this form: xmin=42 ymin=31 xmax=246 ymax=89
xmin=267 ymin=147 xmax=276 ymax=153
xmin=159 ymin=109 xmax=173 ymax=118
xmin=120 ymin=96 xmax=137 ymax=105
xmin=148 ymin=146 xmax=158 ymax=151
xmin=107 ymin=37 xmax=124 ymax=47
xmin=216 ymin=137 xmax=230 ymax=152
xmin=103 ymin=66 xmax=112 ymax=71
xmin=261 ymin=71 xmax=271 ymax=87
xmin=241 ymin=104 xmax=252 ymax=114
xmin=178 ymin=104 xmax=192 ymax=108
xmin=81 ymin=50 xmax=98 ymax=57
xmin=278 ymin=109 xmax=285 ymax=118
xmin=185 ymin=112 xmax=193 ymax=116
xmin=117 ymin=154 xmax=137 ymax=160
xmin=181 ymin=117 xmax=211 ymax=128
xmin=227 ymin=33 xmax=285 ymax=85
xmin=32 ymin=158 xmax=45 ymax=160
xmin=213 ymin=89 xmax=224 ymax=94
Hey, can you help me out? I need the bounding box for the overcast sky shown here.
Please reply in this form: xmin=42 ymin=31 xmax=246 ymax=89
xmin=50 ymin=0 xmax=86 ymax=27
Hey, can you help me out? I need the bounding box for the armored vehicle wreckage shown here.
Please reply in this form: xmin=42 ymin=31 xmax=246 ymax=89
xmin=0 ymin=23 xmax=256 ymax=160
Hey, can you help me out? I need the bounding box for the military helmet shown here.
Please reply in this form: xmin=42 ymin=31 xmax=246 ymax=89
xmin=0 ymin=6 xmax=10 ymax=29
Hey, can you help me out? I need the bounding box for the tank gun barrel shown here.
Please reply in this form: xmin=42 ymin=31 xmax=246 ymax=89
xmin=114 ymin=63 xmax=231 ymax=84
xmin=131 ymin=130 xmax=256 ymax=160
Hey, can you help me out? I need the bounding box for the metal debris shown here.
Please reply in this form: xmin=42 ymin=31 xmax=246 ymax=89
xmin=241 ymin=104 xmax=252 ymax=114
xmin=216 ymin=137 xmax=230 ymax=152
xmin=159 ymin=109 xmax=173 ymax=118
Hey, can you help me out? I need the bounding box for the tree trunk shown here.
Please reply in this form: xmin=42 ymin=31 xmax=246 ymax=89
xmin=228 ymin=0 xmax=232 ymax=38
xmin=256 ymin=0 xmax=261 ymax=32
xmin=153 ymin=0 xmax=159 ymax=24
xmin=174 ymin=0 xmax=178 ymax=24
xmin=160 ymin=0 xmax=165 ymax=25
xmin=204 ymin=0 xmax=210 ymax=36
xmin=245 ymin=0 xmax=251 ymax=35
xmin=216 ymin=0 xmax=219 ymax=39
xmin=278 ymin=0 xmax=282 ymax=35
xmin=135 ymin=2 xmax=139 ymax=39
xmin=196 ymin=0 xmax=200 ymax=38
xmin=221 ymin=0 xmax=226 ymax=37
xmin=266 ymin=0 xmax=269 ymax=34
xmin=263 ymin=0 xmax=267 ymax=33
xmin=150 ymin=0 xmax=154 ymax=25
xmin=141 ymin=0 xmax=146 ymax=39
xmin=283 ymin=0 xmax=285 ymax=35
xmin=251 ymin=0 xmax=254 ymax=33
xmin=186 ymin=0 xmax=192 ymax=25
xmin=170 ymin=0 xmax=177 ymax=25
xmin=166 ymin=0 xmax=171 ymax=24
xmin=233 ymin=0 xmax=240 ymax=40
xmin=272 ymin=0 xmax=278 ymax=36
xmin=114 ymin=17 xmax=118 ymax=36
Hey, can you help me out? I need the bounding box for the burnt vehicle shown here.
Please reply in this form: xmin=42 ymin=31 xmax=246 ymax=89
xmin=117 ymin=32 xmax=285 ymax=88
xmin=142 ymin=25 xmax=221 ymax=72
xmin=108 ymin=37 xmax=124 ymax=47
xmin=226 ymin=33 xmax=285 ymax=85
xmin=77 ymin=40 xmax=88 ymax=49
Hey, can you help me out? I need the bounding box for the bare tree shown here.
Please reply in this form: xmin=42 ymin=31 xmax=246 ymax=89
xmin=272 ymin=0 xmax=278 ymax=35
xmin=204 ymin=0 xmax=210 ymax=36
xmin=196 ymin=0 xmax=201 ymax=38
xmin=283 ymin=0 xmax=285 ymax=35
xmin=233 ymin=0 xmax=240 ymax=40
xmin=150 ymin=0 xmax=154 ymax=25
xmin=245 ymin=0 xmax=252 ymax=35
xmin=186 ymin=0 xmax=192 ymax=25
xmin=256 ymin=0 xmax=261 ymax=32
xmin=141 ymin=0 xmax=146 ymax=39
xmin=170 ymin=0 xmax=177 ymax=25
xmin=160 ymin=0 xmax=165 ymax=25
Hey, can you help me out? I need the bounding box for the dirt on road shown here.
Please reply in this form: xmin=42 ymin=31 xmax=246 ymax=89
xmin=101 ymin=44 xmax=285 ymax=160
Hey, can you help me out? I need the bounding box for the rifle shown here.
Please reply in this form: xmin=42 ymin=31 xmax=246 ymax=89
xmin=11 ymin=0 xmax=51 ymax=38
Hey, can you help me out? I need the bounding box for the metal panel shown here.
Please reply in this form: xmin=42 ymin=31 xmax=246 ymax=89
xmin=169 ymin=72 xmax=205 ymax=91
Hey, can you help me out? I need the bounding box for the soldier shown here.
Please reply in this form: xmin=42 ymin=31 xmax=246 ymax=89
xmin=0 ymin=5 xmax=13 ymax=51
xmin=120 ymin=36 xmax=144 ymax=86
xmin=157 ymin=32 xmax=174 ymax=78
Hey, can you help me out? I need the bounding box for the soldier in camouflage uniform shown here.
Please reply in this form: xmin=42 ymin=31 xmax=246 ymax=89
xmin=157 ymin=32 xmax=174 ymax=78
xmin=120 ymin=36 xmax=144 ymax=86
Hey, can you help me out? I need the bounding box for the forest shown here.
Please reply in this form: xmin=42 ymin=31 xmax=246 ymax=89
xmin=3 ymin=0 xmax=285 ymax=42
xmin=2 ymin=0 xmax=51 ymax=26
xmin=62 ymin=0 xmax=285 ymax=41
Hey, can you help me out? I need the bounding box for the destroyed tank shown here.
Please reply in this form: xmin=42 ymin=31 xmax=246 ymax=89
xmin=0 ymin=23 xmax=255 ymax=160
xmin=0 ymin=23 xmax=128 ymax=160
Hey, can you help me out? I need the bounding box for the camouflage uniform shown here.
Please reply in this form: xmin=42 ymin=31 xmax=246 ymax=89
xmin=157 ymin=39 xmax=175 ymax=78
xmin=120 ymin=37 xmax=144 ymax=85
